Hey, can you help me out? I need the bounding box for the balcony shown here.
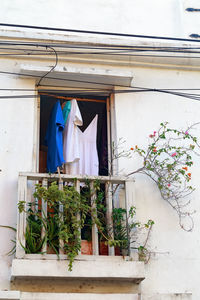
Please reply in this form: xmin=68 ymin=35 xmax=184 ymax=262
xmin=11 ymin=172 xmax=144 ymax=283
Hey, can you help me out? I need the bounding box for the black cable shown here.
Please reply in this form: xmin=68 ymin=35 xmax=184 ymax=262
xmin=2 ymin=41 xmax=200 ymax=61
xmin=36 ymin=47 xmax=58 ymax=86
xmin=0 ymin=88 xmax=36 ymax=91
xmin=2 ymin=68 xmax=200 ymax=98
xmin=1 ymin=44 xmax=200 ymax=61
xmin=0 ymin=26 xmax=200 ymax=101
xmin=2 ymin=87 xmax=200 ymax=101
xmin=133 ymin=85 xmax=200 ymax=96
xmin=2 ymin=43 xmax=200 ymax=53
xmin=0 ymin=70 xmax=128 ymax=88
xmin=1 ymin=87 xmax=200 ymax=92
xmin=113 ymin=87 xmax=200 ymax=101
xmin=2 ymin=45 xmax=200 ymax=53
xmin=1 ymin=51 xmax=200 ymax=60
xmin=0 ymin=87 xmax=199 ymax=91
xmin=1 ymin=69 xmax=200 ymax=94
xmin=0 ymin=94 xmax=39 ymax=99
xmin=1 ymin=23 xmax=200 ymax=43
xmin=40 ymin=84 xmax=112 ymax=91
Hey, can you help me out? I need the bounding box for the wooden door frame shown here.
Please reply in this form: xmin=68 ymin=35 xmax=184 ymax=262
xmin=33 ymin=89 xmax=117 ymax=175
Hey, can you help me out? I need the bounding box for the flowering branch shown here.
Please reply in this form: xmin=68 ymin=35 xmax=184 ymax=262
xmin=128 ymin=122 xmax=200 ymax=231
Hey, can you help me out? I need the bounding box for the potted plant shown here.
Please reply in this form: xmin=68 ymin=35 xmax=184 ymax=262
xmin=18 ymin=180 xmax=154 ymax=268
xmin=19 ymin=181 xmax=91 ymax=271
xmin=81 ymin=216 xmax=93 ymax=255
xmin=102 ymin=206 xmax=154 ymax=259
xmin=112 ymin=208 xmax=129 ymax=256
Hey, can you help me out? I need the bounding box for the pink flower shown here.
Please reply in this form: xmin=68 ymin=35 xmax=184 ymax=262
xmin=171 ymin=152 xmax=177 ymax=157
xmin=149 ymin=131 xmax=156 ymax=138
xmin=185 ymin=131 xmax=189 ymax=135
xmin=168 ymin=183 xmax=171 ymax=187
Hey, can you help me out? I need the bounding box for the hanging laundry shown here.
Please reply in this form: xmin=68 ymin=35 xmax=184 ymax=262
xmin=63 ymin=99 xmax=99 ymax=176
xmin=76 ymin=114 xmax=99 ymax=176
xmin=45 ymin=101 xmax=65 ymax=173
xmin=62 ymin=101 xmax=71 ymax=124
xmin=63 ymin=99 xmax=83 ymax=168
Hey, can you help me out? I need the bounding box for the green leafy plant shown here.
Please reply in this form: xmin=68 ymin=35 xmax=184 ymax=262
xmin=89 ymin=180 xmax=154 ymax=259
xmin=0 ymin=225 xmax=16 ymax=256
xmin=18 ymin=181 xmax=91 ymax=271
xmin=108 ymin=206 xmax=154 ymax=260
xmin=17 ymin=179 xmax=154 ymax=268
xmin=112 ymin=208 xmax=129 ymax=252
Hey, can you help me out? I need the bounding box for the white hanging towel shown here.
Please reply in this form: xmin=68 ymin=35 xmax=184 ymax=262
xmin=63 ymin=99 xmax=99 ymax=176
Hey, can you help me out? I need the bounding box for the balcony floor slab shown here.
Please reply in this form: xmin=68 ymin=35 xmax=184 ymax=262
xmin=20 ymin=293 xmax=139 ymax=300
xmin=11 ymin=258 xmax=144 ymax=283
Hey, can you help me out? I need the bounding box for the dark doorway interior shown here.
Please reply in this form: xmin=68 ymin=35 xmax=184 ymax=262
xmin=39 ymin=94 xmax=108 ymax=176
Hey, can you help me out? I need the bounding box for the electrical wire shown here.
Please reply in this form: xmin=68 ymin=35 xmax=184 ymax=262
xmin=1 ymin=87 xmax=200 ymax=91
xmin=36 ymin=47 xmax=58 ymax=86
xmin=114 ymin=88 xmax=200 ymax=102
xmin=1 ymin=69 xmax=200 ymax=97
xmin=2 ymin=87 xmax=200 ymax=102
xmin=1 ymin=87 xmax=200 ymax=92
xmin=2 ymin=43 xmax=200 ymax=53
xmin=1 ymin=40 xmax=200 ymax=62
xmin=1 ymin=40 xmax=200 ymax=51
xmin=1 ymin=58 xmax=200 ymax=103
xmin=0 ymin=70 xmax=129 ymax=88
xmin=1 ymin=44 xmax=200 ymax=52
xmin=1 ymin=44 xmax=200 ymax=61
xmin=1 ymin=23 xmax=200 ymax=43
xmin=0 ymin=25 xmax=200 ymax=101
xmin=1 ymin=51 xmax=200 ymax=60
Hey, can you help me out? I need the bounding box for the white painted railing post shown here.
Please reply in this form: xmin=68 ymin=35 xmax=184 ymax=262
xmin=16 ymin=175 xmax=27 ymax=258
xmin=75 ymin=180 xmax=81 ymax=255
xmin=106 ymin=181 xmax=115 ymax=256
xmin=58 ymin=179 xmax=65 ymax=255
xmin=16 ymin=172 xmax=132 ymax=259
xmin=41 ymin=178 xmax=48 ymax=253
xmin=125 ymin=179 xmax=135 ymax=257
xmin=90 ymin=181 xmax=99 ymax=255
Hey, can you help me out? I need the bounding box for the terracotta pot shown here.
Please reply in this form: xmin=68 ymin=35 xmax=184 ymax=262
xmin=47 ymin=245 xmax=56 ymax=254
xmin=99 ymin=241 xmax=108 ymax=255
xmin=115 ymin=246 xmax=121 ymax=256
xmin=81 ymin=240 xmax=92 ymax=255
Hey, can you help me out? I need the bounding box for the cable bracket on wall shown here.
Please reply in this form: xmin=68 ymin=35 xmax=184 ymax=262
xmin=189 ymin=34 xmax=200 ymax=39
xmin=186 ymin=8 xmax=200 ymax=12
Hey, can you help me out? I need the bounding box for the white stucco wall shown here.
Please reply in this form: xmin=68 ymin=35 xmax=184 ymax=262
xmin=0 ymin=0 xmax=199 ymax=38
xmin=115 ymin=67 xmax=200 ymax=299
xmin=0 ymin=0 xmax=200 ymax=298
xmin=0 ymin=56 xmax=200 ymax=298
xmin=0 ymin=74 xmax=37 ymax=290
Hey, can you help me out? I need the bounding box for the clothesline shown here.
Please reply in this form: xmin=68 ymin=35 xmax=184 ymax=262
xmin=39 ymin=92 xmax=107 ymax=103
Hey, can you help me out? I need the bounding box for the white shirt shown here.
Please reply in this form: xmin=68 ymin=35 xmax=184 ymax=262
xmin=63 ymin=99 xmax=99 ymax=176
xmin=63 ymin=99 xmax=83 ymax=164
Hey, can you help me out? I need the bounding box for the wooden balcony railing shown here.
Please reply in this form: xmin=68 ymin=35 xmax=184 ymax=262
xmin=16 ymin=172 xmax=134 ymax=260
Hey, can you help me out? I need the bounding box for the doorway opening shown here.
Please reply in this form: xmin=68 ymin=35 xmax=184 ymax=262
xmin=39 ymin=93 xmax=109 ymax=176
